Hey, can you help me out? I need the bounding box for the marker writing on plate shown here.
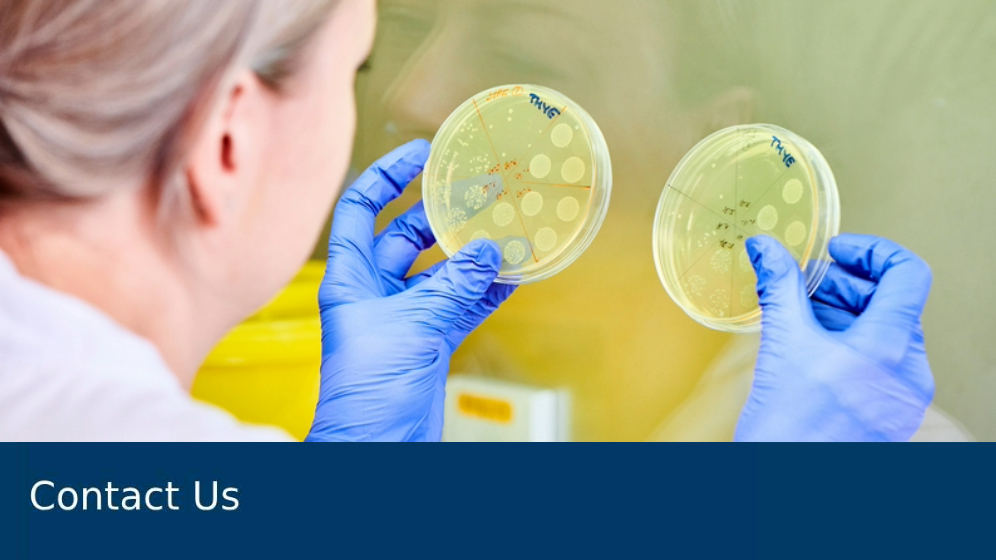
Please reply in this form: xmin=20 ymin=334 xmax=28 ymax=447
xmin=528 ymin=93 xmax=561 ymax=119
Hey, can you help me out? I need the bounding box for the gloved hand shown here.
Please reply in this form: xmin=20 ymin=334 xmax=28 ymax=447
xmin=735 ymin=234 xmax=935 ymax=442
xmin=306 ymin=140 xmax=515 ymax=442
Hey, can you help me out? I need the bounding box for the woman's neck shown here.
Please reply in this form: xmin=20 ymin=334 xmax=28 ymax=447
xmin=0 ymin=193 xmax=221 ymax=388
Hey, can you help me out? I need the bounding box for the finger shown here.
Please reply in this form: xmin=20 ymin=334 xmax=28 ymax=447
xmin=323 ymin=140 xmax=430 ymax=304
xmin=747 ymin=235 xmax=818 ymax=331
xmin=830 ymin=234 xmax=933 ymax=325
xmin=373 ymin=201 xmax=436 ymax=280
xmin=328 ymin=139 xmax=430 ymax=258
xmin=812 ymin=263 xmax=877 ymax=315
xmin=404 ymin=239 xmax=502 ymax=326
xmin=844 ymin=238 xmax=933 ymax=362
xmin=829 ymin=233 xmax=914 ymax=283
xmin=811 ymin=300 xmax=858 ymax=331
xmin=445 ymin=282 xmax=517 ymax=350
xmin=405 ymin=261 xmax=445 ymax=289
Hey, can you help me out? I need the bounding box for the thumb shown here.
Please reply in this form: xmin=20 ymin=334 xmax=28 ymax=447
xmin=747 ymin=235 xmax=814 ymax=330
xmin=405 ymin=239 xmax=502 ymax=326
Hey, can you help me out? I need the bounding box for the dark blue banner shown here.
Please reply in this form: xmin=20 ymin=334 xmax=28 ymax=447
xmin=1 ymin=444 xmax=990 ymax=559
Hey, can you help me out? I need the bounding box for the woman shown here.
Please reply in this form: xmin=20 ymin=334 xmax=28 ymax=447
xmin=0 ymin=0 xmax=935 ymax=441
xmin=0 ymin=0 xmax=508 ymax=441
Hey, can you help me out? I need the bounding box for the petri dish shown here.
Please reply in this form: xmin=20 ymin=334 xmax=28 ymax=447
xmin=653 ymin=124 xmax=840 ymax=332
xmin=422 ymin=84 xmax=612 ymax=284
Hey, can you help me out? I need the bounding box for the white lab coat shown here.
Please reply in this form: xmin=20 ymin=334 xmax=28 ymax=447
xmin=0 ymin=251 xmax=292 ymax=441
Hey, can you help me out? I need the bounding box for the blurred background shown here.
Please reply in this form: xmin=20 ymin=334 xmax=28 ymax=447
xmin=196 ymin=0 xmax=996 ymax=441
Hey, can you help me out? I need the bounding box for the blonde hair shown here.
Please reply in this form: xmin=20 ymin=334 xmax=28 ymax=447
xmin=0 ymin=0 xmax=337 ymax=201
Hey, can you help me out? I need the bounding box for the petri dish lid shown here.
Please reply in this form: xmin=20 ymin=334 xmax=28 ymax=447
xmin=422 ymin=84 xmax=612 ymax=284
xmin=653 ymin=124 xmax=840 ymax=332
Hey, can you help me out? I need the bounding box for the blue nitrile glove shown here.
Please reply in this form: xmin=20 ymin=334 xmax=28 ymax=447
xmin=306 ymin=140 xmax=516 ymax=442
xmin=735 ymin=234 xmax=935 ymax=442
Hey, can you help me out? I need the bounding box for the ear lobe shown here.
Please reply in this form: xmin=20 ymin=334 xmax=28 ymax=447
xmin=184 ymin=134 xmax=228 ymax=228
xmin=184 ymin=166 xmax=214 ymax=225
xmin=698 ymin=86 xmax=756 ymax=133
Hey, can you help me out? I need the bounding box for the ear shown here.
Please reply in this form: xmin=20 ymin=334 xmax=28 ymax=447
xmin=184 ymin=69 xmax=271 ymax=227
xmin=695 ymin=86 xmax=756 ymax=135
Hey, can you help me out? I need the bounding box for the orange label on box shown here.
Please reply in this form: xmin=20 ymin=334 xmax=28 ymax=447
xmin=457 ymin=393 xmax=513 ymax=424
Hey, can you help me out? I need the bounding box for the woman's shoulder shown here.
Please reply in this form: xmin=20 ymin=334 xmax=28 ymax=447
xmin=0 ymin=253 xmax=292 ymax=442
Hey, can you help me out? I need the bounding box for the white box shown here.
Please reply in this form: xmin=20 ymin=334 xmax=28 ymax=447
xmin=442 ymin=374 xmax=569 ymax=442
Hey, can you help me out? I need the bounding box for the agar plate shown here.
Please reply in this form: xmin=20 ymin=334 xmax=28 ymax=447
xmin=653 ymin=124 xmax=840 ymax=332
xmin=422 ymin=84 xmax=612 ymax=284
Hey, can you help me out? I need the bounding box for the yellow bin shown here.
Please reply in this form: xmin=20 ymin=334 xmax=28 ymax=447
xmin=192 ymin=262 xmax=325 ymax=441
